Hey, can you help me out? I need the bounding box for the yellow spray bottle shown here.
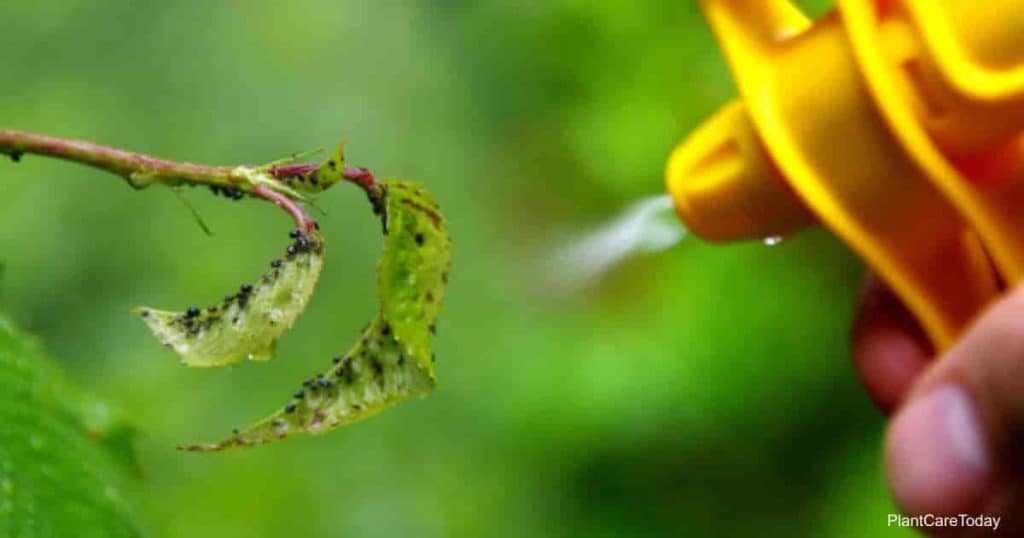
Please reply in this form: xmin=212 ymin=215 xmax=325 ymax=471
xmin=666 ymin=0 xmax=1024 ymax=350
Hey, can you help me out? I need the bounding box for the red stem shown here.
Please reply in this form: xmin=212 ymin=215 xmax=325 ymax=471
xmin=0 ymin=128 xmax=374 ymax=230
xmin=269 ymin=163 xmax=319 ymax=179
xmin=0 ymin=129 xmax=234 ymax=186
xmin=269 ymin=163 xmax=376 ymax=191
xmin=251 ymin=185 xmax=316 ymax=232
xmin=343 ymin=165 xmax=375 ymax=189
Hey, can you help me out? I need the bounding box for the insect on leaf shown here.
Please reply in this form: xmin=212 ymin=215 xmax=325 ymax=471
xmin=135 ymin=230 xmax=326 ymax=367
xmin=182 ymin=179 xmax=452 ymax=451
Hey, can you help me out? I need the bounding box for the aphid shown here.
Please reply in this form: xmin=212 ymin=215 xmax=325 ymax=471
xmin=135 ymin=230 xmax=326 ymax=367
xmin=182 ymin=179 xmax=452 ymax=451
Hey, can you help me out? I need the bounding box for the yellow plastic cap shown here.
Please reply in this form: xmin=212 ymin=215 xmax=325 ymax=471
xmin=666 ymin=100 xmax=814 ymax=242
xmin=667 ymin=0 xmax=1024 ymax=349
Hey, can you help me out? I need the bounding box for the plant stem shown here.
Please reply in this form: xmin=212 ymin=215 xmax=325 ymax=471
xmin=0 ymin=129 xmax=237 ymax=189
xmin=251 ymin=185 xmax=317 ymax=232
xmin=0 ymin=128 xmax=374 ymax=229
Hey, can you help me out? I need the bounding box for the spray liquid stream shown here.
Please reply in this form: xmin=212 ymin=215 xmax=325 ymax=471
xmin=547 ymin=195 xmax=688 ymax=293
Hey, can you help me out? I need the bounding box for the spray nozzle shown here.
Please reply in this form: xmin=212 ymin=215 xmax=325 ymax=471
xmin=668 ymin=0 xmax=1024 ymax=349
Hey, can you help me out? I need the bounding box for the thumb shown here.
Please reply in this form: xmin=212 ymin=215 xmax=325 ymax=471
xmin=886 ymin=285 xmax=1024 ymax=532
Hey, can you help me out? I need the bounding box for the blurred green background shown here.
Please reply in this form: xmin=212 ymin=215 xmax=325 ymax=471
xmin=0 ymin=1 xmax=915 ymax=536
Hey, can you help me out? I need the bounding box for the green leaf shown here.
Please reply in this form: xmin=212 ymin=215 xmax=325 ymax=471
xmin=182 ymin=179 xmax=452 ymax=451
xmin=0 ymin=312 xmax=141 ymax=537
xmin=135 ymin=230 xmax=326 ymax=367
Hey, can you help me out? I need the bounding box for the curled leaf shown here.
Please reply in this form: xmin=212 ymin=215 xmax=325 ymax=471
xmin=183 ymin=179 xmax=451 ymax=451
xmin=136 ymin=230 xmax=326 ymax=367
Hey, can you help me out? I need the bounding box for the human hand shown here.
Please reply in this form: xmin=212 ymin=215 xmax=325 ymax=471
xmin=853 ymin=276 xmax=1024 ymax=535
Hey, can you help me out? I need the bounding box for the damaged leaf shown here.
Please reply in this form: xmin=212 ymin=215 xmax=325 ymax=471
xmin=136 ymin=230 xmax=326 ymax=367
xmin=182 ymin=179 xmax=451 ymax=451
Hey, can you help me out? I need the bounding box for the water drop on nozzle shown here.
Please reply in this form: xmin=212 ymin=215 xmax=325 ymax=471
xmin=763 ymin=236 xmax=783 ymax=247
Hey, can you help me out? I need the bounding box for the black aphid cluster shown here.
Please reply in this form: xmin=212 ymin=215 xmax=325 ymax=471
xmin=141 ymin=228 xmax=323 ymax=338
xmin=283 ymin=227 xmax=323 ymax=259
xmin=281 ymin=319 xmax=403 ymax=415
xmin=280 ymin=169 xmax=321 ymax=190
xmin=209 ymin=185 xmax=246 ymax=200
xmin=366 ymin=184 xmax=388 ymax=234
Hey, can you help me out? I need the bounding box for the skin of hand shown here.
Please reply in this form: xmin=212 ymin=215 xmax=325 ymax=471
xmin=853 ymin=276 xmax=1024 ymax=536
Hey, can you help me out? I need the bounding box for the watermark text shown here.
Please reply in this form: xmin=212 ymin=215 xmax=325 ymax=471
xmin=887 ymin=513 xmax=1000 ymax=531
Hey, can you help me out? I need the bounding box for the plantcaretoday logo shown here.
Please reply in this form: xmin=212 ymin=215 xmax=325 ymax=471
xmin=887 ymin=513 xmax=1001 ymax=531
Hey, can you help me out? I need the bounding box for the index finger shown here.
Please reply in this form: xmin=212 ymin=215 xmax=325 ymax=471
xmin=851 ymin=275 xmax=934 ymax=415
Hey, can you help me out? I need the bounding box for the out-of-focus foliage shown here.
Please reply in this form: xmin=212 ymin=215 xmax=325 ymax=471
xmin=0 ymin=310 xmax=140 ymax=537
xmin=0 ymin=1 xmax=914 ymax=537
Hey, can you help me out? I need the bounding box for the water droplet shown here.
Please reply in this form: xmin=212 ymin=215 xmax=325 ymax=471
xmin=548 ymin=195 xmax=687 ymax=292
xmin=763 ymin=236 xmax=784 ymax=247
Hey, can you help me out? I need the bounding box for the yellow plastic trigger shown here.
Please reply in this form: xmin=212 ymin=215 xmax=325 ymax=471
xmin=667 ymin=0 xmax=1024 ymax=350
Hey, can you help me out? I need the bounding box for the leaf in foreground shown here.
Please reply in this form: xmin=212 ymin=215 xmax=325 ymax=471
xmin=0 ymin=312 xmax=141 ymax=537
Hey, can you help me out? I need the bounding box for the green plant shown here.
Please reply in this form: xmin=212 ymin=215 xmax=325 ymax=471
xmin=0 ymin=310 xmax=140 ymax=537
xmin=184 ymin=180 xmax=452 ymax=451
xmin=0 ymin=130 xmax=452 ymax=452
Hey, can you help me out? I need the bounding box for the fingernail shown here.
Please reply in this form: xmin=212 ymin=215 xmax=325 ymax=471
xmin=886 ymin=384 xmax=990 ymax=515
